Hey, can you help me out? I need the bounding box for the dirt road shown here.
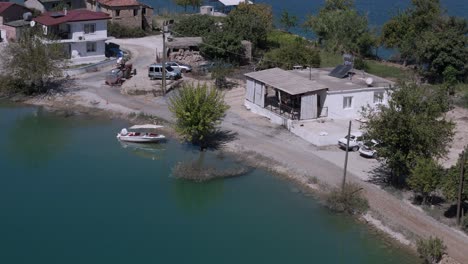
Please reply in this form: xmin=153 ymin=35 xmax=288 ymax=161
xmin=65 ymin=36 xmax=468 ymax=263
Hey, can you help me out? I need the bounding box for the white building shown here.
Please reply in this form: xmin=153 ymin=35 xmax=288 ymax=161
xmin=244 ymin=67 xmax=393 ymax=123
xmin=33 ymin=9 xmax=110 ymax=64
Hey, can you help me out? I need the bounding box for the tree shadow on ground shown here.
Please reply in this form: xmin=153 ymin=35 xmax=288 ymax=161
xmin=444 ymin=202 xmax=468 ymax=218
xmin=366 ymin=162 xmax=406 ymax=189
xmin=202 ymin=129 xmax=238 ymax=150
xmin=412 ymin=194 xmax=445 ymax=206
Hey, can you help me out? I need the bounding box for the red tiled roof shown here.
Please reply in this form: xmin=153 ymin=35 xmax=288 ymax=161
xmin=97 ymin=0 xmax=140 ymax=7
xmin=0 ymin=2 xmax=15 ymax=14
xmin=33 ymin=9 xmax=110 ymax=26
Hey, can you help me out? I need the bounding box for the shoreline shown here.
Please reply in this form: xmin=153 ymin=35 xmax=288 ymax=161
xmin=5 ymin=94 xmax=422 ymax=256
xmin=3 ymin=83 xmax=464 ymax=263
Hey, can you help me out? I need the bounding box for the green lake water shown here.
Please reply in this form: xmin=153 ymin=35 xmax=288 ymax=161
xmin=0 ymin=102 xmax=419 ymax=263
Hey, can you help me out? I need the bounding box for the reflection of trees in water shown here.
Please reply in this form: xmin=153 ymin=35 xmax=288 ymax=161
xmin=7 ymin=108 xmax=70 ymax=167
xmin=119 ymin=142 xmax=166 ymax=160
xmin=173 ymin=177 xmax=224 ymax=213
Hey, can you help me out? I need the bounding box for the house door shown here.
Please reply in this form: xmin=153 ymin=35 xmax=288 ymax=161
xmin=317 ymin=94 xmax=322 ymax=117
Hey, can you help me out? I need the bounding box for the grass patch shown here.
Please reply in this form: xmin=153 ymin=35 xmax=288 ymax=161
xmin=365 ymin=60 xmax=411 ymax=80
xmin=319 ymin=51 xmax=343 ymax=68
xmin=266 ymin=30 xmax=306 ymax=48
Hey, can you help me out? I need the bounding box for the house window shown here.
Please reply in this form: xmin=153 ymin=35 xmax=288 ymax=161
xmin=84 ymin=23 xmax=96 ymax=34
xmin=86 ymin=42 xmax=97 ymax=52
xmin=142 ymin=7 xmax=146 ymax=15
xmin=115 ymin=10 xmax=120 ymax=17
xmin=374 ymin=91 xmax=384 ymax=104
xmin=343 ymin=96 xmax=353 ymax=109
xmin=133 ymin=9 xmax=138 ymax=16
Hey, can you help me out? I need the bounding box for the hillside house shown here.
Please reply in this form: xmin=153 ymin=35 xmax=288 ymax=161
xmin=86 ymin=0 xmax=153 ymax=30
xmin=34 ymin=9 xmax=110 ymax=63
xmin=24 ymin=0 xmax=86 ymax=13
xmin=0 ymin=2 xmax=31 ymax=43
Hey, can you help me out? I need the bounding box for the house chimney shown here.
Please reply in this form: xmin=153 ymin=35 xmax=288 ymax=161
xmin=64 ymin=7 xmax=67 ymax=16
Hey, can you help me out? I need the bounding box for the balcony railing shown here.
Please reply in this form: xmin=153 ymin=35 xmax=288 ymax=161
xmin=265 ymin=97 xmax=300 ymax=120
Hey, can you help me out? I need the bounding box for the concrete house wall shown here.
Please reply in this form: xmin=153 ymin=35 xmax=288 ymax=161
xmin=65 ymin=19 xmax=107 ymax=63
xmin=323 ymin=87 xmax=388 ymax=119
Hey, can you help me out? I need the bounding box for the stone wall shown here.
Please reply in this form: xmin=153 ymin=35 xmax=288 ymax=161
xmin=98 ymin=5 xmax=152 ymax=30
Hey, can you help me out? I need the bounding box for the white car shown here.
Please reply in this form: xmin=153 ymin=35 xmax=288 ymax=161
xmin=338 ymin=131 xmax=364 ymax=151
xmin=166 ymin=61 xmax=192 ymax=73
xmin=359 ymin=140 xmax=379 ymax=158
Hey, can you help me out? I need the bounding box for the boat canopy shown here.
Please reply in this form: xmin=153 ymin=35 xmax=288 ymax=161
xmin=129 ymin=124 xmax=164 ymax=130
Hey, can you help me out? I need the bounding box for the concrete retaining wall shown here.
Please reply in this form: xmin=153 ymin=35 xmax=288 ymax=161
xmin=64 ymin=57 xmax=118 ymax=77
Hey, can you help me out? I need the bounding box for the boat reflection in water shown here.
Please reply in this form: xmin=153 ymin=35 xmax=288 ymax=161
xmin=119 ymin=141 xmax=166 ymax=160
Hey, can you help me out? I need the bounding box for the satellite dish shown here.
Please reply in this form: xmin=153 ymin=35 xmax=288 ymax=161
xmin=30 ymin=20 xmax=36 ymax=27
xmin=365 ymin=77 xmax=374 ymax=86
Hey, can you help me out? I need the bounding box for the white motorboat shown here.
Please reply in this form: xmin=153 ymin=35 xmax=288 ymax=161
xmin=116 ymin=124 xmax=166 ymax=143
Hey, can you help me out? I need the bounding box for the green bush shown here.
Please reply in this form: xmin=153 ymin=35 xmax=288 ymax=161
xmin=326 ymin=183 xmax=369 ymax=215
xmin=107 ymin=21 xmax=147 ymax=38
xmin=416 ymin=236 xmax=446 ymax=264
xmin=353 ymin=57 xmax=369 ymax=71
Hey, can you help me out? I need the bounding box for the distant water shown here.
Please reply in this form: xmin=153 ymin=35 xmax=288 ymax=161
xmin=0 ymin=101 xmax=419 ymax=263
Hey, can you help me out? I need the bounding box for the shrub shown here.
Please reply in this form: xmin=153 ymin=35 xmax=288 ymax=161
xmin=354 ymin=57 xmax=369 ymax=71
xmin=107 ymin=21 xmax=147 ymax=38
xmin=416 ymin=236 xmax=446 ymax=264
xmin=326 ymin=183 xmax=369 ymax=215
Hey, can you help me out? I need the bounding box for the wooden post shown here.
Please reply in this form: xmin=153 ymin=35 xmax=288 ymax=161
xmin=456 ymin=150 xmax=465 ymax=226
xmin=161 ymin=22 xmax=167 ymax=95
xmin=342 ymin=120 xmax=352 ymax=192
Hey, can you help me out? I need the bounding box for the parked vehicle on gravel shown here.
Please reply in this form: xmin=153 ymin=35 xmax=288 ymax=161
xmin=148 ymin=64 xmax=181 ymax=80
xmin=359 ymin=140 xmax=379 ymax=158
xmin=338 ymin=131 xmax=364 ymax=151
xmin=105 ymin=63 xmax=135 ymax=86
xmin=166 ymin=61 xmax=192 ymax=73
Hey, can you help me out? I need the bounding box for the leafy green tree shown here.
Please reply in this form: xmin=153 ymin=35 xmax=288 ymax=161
xmin=171 ymin=14 xmax=217 ymax=37
xmin=408 ymin=158 xmax=443 ymax=204
xmin=168 ymin=83 xmax=229 ymax=149
xmin=442 ymin=146 xmax=468 ymax=202
xmin=225 ymin=3 xmax=273 ymax=49
xmin=362 ymin=83 xmax=455 ymax=186
xmin=416 ymin=236 xmax=446 ymax=264
xmin=0 ymin=28 xmax=65 ymax=94
xmin=261 ymin=39 xmax=320 ymax=70
xmin=279 ymin=10 xmax=298 ymax=32
xmin=304 ymin=0 xmax=375 ymax=56
xmin=173 ymin=0 xmax=202 ymax=12
xmin=200 ymin=30 xmax=244 ymax=64
xmin=381 ymin=0 xmax=467 ymax=83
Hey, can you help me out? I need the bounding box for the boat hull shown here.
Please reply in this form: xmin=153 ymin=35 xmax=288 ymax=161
xmin=117 ymin=134 xmax=166 ymax=143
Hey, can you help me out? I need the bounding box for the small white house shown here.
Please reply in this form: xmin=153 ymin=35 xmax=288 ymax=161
xmin=244 ymin=67 xmax=393 ymax=125
xmin=33 ymin=9 xmax=110 ymax=64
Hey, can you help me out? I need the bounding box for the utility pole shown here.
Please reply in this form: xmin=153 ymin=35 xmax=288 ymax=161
xmin=456 ymin=150 xmax=465 ymax=226
xmin=342 ymin=120 xmax=352 ymax=192
xmin=161 ymin=21 xmax=168 ymax=95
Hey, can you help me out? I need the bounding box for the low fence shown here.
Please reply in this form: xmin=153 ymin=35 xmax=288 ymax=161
xmin=63 ymin=58 xmax=118 ymax=77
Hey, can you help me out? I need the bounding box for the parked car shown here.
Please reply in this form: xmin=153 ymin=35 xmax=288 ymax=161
xmin=197 ymin=61 xmax=232 ymax=74
xmin=166 ymin=61 xmax=192 ymax=73
xmin=338 ymin=131 xmax=364 ymax=151
xmin=359 ymin=140 xmax=379 ymax=158
xmin=148 ymin=63 xmax=181 ymax=80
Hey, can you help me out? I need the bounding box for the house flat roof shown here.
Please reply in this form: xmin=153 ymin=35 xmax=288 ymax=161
xmin=219 ymin=0 xmax=252 ymax=6
xmin=34 ymin=10 xmax=110 ymax=26
xmin=98 ymin=0 xmax=140 ymax=7
xmin=291 ymin=68 xmax=394 ymax=92
xmin=167 ymin=37 xmax=203 ymax=49
xmin=245 ymin=68 xmax=328 ymax=96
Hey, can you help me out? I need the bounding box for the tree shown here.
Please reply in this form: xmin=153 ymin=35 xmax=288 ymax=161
xmin=380 ymin=0 xmax=468 ymax=83
xmin=168 ymin=83 xmax=229 ymax=149
xmin=200 ymin=30 xmax=244 ymax=64
xmin=361 ymin=83 xmax=455 ymax=186
xmin=173 ymin=0 xmax=202 ymax=12
xmin=304 ymin=0 xmax=375 ymax=56
xmin=0 ymin=28 xmax=65 ymax=94
xmin=279 ymin=10 xmax=298 ymax=32
xmin=261 ymin=39 xmax=320 ymax=70
xmin=442 ymin=146 xmax=468 ymax=202
xmin=407 ymin=158 xmax=443 ymax=204
xmin=171 ymin=15 xmax=217 ymax=37
xmin=225 ymin=3 xmax=273 ymax=49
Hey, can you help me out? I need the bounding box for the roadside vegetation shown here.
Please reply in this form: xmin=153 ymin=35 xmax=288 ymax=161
xmin=326 ymin=183 xmax=369 ymax=215
xmin=416 ymin=237 xmax=447 ymax=264
xmin=107 ymin=21 xmax=147 ymax=38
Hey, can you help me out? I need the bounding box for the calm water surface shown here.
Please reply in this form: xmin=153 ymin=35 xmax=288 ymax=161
xmin=0 ymin=102 xmax=420 ymax=263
